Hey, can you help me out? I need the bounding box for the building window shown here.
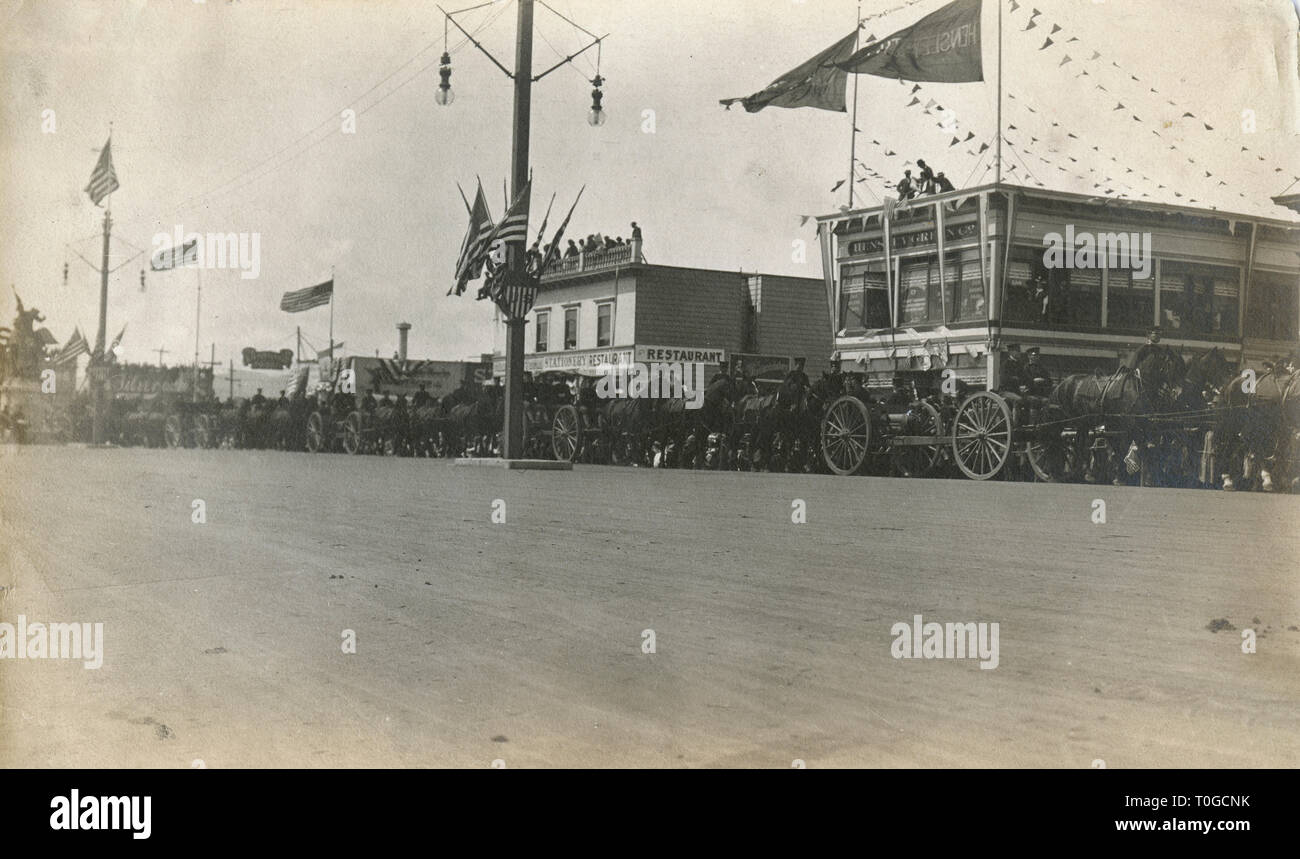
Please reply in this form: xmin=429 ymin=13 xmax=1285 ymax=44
xmin=1161 ymin=261 xmax=1239 ymax=337
xmin=596 ymin=302 xmax=612 ymax=347
xmin=564 ymin=307 xmax=578 ymax=350
xmin=898 ymin=257 xmax=939 ymax=326
xmin=535 ymin=310 xmax=549 ymax=352
xmin=1004 ymin=246 xmax=1049 ymax=325
xmin=945 ymin=249 xmax=986 ymax=322
xmin=1053 ymin=267 xmax=1102 ymax=328
xmin=1246 ymin=270 xmax=1299 ymax=341
xmin=1107 ymin=267 xmax=1154 ymax=331
xmin=839 ymin=262 xmax=889 ymax=330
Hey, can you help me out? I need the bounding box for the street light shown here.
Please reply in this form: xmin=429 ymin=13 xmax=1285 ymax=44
xmin=587 ymin=74 xmax=606 ymax=127
xmin=436 ymin=52 xmax=455 ymax=106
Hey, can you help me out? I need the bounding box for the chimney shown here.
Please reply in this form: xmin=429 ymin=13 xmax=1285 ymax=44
xmin=397 ymin=322 xmax=411 ymax=362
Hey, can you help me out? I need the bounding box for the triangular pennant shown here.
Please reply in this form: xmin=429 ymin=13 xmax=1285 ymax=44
xmin=1058 ymin=55 xmax=1072 ymax=66
xmin=1050 ymin=23 xmax=1061 ymax=34
xmin=1040 ymin=37 xmax=1053 ymax=49
xmin=1025 ymin=20 xmax=1037 ymax=30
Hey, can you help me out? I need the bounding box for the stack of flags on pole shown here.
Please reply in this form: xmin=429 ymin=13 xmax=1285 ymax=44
xmin=449 ymin=178 xmax=584 ymax=323
xmin=55 ymin=327 xmax=90 ymax=364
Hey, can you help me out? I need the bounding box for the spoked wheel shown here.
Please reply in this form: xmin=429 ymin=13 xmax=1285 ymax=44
xmin=952 ymin=391 xmax=1013 ymax=480
xmin=306 ymin=412 xmax=325 ymax=452
xmin=551 ymin=404 xmax=582 ymax=462
xmin=164 ymin=415 xmax=185 ymax=449
xmin=821 ymin=395 xmax=872 ymax=476
xmin=891 ymin=401 xmax=945 ymax=478
xmin=342 ymin=412 xmax=363 ymax=455
xmin=1027 ymin=426 xmax=1081 ymax=483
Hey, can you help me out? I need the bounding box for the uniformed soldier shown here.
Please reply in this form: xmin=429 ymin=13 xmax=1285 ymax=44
xmin=1025 ymin=347 xmax=1052 ymax=397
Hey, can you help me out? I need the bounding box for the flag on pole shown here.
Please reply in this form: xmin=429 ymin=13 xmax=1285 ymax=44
xmin=85 ymin=137 xmax=120 ymax=207
xmin=538 ymin=186 xmax=586 ymax=275
xmin=55 ymin=327 xmax=90 ymax=364
xmin=835 ymin=0 xmax=984 ymax=83
xmin=109 ymin=325 xmax=126 ymax=353
xmin=280 ymin=279 xmax=334 ymax=313
xmin=150 ymin=239 xmax=199 ymax=271
xmin=484 ymin=180 xmax=532 ymax=249
xmin=720 ymin=29 xmax=860 ymax=113
xmin=451 ymin=181 xmax=495 ymax=296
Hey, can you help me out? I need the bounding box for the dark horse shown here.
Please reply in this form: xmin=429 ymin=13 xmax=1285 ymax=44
xmin=1206 ymin=358 xmax=1300 ymax=491
xmin=1048 ymin=344 xmax=1187 ymax=485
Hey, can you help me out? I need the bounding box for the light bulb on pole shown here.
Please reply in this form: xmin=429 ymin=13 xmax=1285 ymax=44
xmin=588 ymin=75 xmax=605 ymax=127
xmin=437 ymin=52 xmax=455 ymax=106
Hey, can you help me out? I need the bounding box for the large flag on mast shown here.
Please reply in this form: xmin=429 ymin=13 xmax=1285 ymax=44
xmin=537 ymin=186 xmax=586 ymax=275
xmin=720 ymin=29 xmax=861 ymax=113
xmin=280 ymin=279 xmax=334 ymax=313
xmin=835 ymin=0 xmax=984 ymax=83
xmin=54 ymin=327 xmax=90 ymax=364
xmin=85 ymin=137 xmax=120 ymax=206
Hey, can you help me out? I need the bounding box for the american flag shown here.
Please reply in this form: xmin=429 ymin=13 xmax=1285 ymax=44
xmin=151 ymin=239 xmax=198 ymax=271
xmin=280 ymin=279 xmax=333 ymax=313
xmin=84 ymin=137 xmax=120 ymax=207
xmin=451 ymin=181 xmax=494 ymax=296
xmin=475 ymin=181 xmax=531 ymax=300
xmin=537 ymin=186 xmax=585 ymax=275
xmin=55 ymin=327 xmax=90 ymax=364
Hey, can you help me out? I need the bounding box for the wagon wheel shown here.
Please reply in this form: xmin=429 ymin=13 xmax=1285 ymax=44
xmin=952 ymin=391 xmax=1013 ymax=480
xmin=891 ymin=401 xmax=945 ymax=478
xmin=305 ymin=412 xmax=326 ymax=453
xmin=1027 ymin=423 xmax=1080 ymax=483
xmin=551 ymin=404 xmax=582 ymax=462
xmin=342 ymin=412 xmax=363 ymax=455
xmin=821 ymin=395 xmax=872 ymax=476
xmin=164 ymin=415 xmax=184 ymax=449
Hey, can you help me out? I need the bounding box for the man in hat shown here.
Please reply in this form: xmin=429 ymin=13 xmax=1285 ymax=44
xmin=1125 ymin=327 xmax=1165 ymax=372
xmin=897 ymin=170 xmax=916 ymax=201
xmin=934 ymin=172 xmax=955 ymax=193
xmin=1002 ymin=344 xmax=1031 ymax=393
xmin=784 ymin=357 xmax=810 ymax=391
xmin=251 ymin=388 xmax=267 ymax=408
xmin=412 ymin=382 xmax=433 ymax=409
xmin=1025 ymin=346 xmax=1053 ymax=398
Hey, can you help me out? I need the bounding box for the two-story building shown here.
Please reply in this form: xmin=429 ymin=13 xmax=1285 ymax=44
xmin=816 ymin=183 xmax=1300 ymax=391
xmin=490 ymin=240 xmax=831 ymax=381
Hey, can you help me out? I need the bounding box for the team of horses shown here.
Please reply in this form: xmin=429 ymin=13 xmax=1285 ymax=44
xmin=96 ymin=349 xmax=1300 ymax=491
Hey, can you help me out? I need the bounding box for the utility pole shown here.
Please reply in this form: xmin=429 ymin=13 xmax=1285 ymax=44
xmin=90 ymin=207 xmax=111 ymax=444
xmin=227 ymin=359 xmax=235 ymax=400
xmin=154 ymin=346 xmax=169 ymax=366
xmin=501 ymin=0 xmax=534 ymax=459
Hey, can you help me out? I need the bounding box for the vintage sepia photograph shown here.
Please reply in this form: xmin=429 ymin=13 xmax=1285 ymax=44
xmin=1 ymin=0 xmax=1297 ymax=815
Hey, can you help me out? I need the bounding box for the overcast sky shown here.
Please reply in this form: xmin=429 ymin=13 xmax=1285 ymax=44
xmin=2 ymin=0 xmax=1298 ymax=368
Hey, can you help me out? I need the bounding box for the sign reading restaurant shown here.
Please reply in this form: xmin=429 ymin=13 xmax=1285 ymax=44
xmin=634 ymin=345 xmax=727 ymax=365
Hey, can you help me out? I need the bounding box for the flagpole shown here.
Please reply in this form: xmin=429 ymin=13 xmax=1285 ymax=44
xmin=995 ymin=0 xmax=1003 ymax=185
xmin=193 ymin=265 xmax=202 ymax=402
xmin=501 ymin=0 xmax=534 ymax=460
xmin=91 ymin=198 xmax=112 ymax=444
xmin=847 ymin=5 xmax=861 ymax=208
xmin=329 ymin=265 xmax=335 ymax=360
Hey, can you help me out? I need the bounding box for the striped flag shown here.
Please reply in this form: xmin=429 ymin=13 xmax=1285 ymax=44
xmin=491 ymin=271 xmax=539 ymax=322
xmin=475 ymin=180 xmax=531 ymax=300
xmin=280 ymin=279 xmax=334 ymax=313
xmin=85 ymin=137 xmax=120 ymax=207
xmin=151 ymin=239 xmax=198 ymax=271
xmin=451 ymin=181 xmax=494 ymax=296
xmin=55 ymin=327 xmax=90 ymax=364
xmin=538 ymin=186 xmax=585 ymax=275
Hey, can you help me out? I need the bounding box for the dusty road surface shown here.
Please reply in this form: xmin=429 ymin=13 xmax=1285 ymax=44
xmin=1 ymin=445 xmax=1297 ymax=768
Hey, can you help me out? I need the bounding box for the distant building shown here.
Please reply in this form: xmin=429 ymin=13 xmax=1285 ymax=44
xmin=491 ymin=242 xmax=831 ymax=379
